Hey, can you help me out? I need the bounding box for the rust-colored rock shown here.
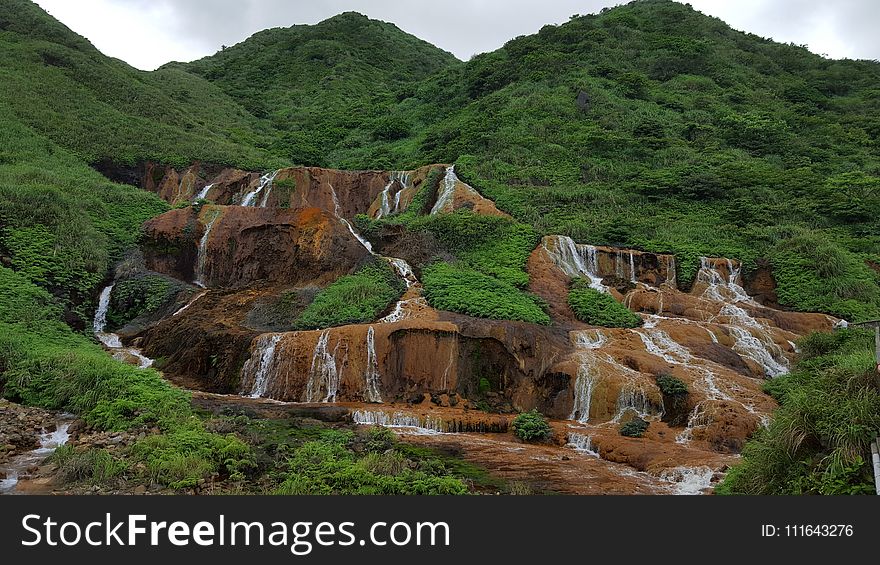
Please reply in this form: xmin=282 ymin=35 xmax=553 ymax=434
xmin=141 ymin=205 xmax=370 ymax=288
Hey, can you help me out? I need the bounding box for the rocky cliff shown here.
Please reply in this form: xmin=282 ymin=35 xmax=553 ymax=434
xmin=101 ymin=162 xmax=839 ymax=491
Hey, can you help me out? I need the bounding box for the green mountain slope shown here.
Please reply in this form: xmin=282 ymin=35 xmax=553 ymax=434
xmin=0 ymin=0 xmax=277 ymax=169
xmin=172 ymin=12 xmax=460 ymax=168
xmin=177 ymin=1 xmax=880 ymax=321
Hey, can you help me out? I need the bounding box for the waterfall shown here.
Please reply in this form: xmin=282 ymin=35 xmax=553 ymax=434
xmin=242 ymin=334 xmax=283 ymax=398
xmin=697 ymin=257 xmax=755 ymax=305
xmin=728 ymin=326 xmax=788 ymax=377
xmin=659 ymin=466 xmax=714 ymax=495
xmin=698 ymin=257 xmax=789 ymax=376
xmin=675 ymin=401 xmax=713 ymax=444
xmin=194 ymin=211 xmax=221 ymax=288
xmin=566 ymin=433 xmax=599 ymax=457
xmin=364 ymin=326 xmax=382 ymax=403
xmin=241 ymin=170 xmax=279 ymax=207
xmin=92 ymin=285 xmax=120 ymax=347
xmin=392 ymin=171 xmax=410 ymax=214
xmin=0 ymin=421 xmax=72 ymax=494
xmin=305 ymin=330 xmax=340 ymax=402
xmin=329 ymin=183 xmax=374 ymax=254
xmin=114 ymin=349 xmax=153 ymax=369
xmin=629 ymin=252 xmax=637 ymax=283
xmin=611 ymin=385 xmax=653 ymax=423
xmin=92 ymin=285 xmax=155 ymax=368
xmin=634 ymin=322 xmax=728 ymax=402
xmin=172 ymin=290 xmax=206 ymax=317
xmin=380 ymin=297 xmax=427 ymax=323
xmin=571 ymin=329 xmax=606 ymax=349
xmin=376 ymin=178 xmax=394 ymax=219
xmin=570 ymin=351 xmax=598 ymax=423
xmin=194 ymin=183 xmax=214 ymax=202
xmin=351 ymin=410 xmax=444 ymax=434
xmin=343 ymin=218 xmax=374 ymax=253
xmin=542 ymin=236 xmax=607 ymax=292
xmin=376 ymin=171 xmax=410 ymax=218
xmin=385 ymin=257 xmax=418 ymax=288
xmin=430 ymin=165 xmax=458 ymax=215
xmin=665 ymin=256 xmax=677 ymax=288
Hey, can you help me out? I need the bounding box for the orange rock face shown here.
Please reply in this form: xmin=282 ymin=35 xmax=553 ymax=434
xmin=141 ymin=205 xmax=370 ymax=288
xmin=120 ymin=163 xmax=848 ymax=493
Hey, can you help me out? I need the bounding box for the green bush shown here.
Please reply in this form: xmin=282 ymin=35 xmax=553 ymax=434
xmin=294 ymin=262 xmax=404 ymax=329
xmin=0 ymin=267 xmax=255 ymax=490
xmin=512 ymin=409 xmax=552 ymax=442
xmin=718 ymin=329 xmax=879 ymax=495
xmin=274 ymin=434 xmax=467 ymax=495
xmin=656 ymin=374 xmax=688 ymax=396
xmin=107 ymin=274 xmax=180 ymax=329
xmin=422 ymin=262 xmax=550 ymax=324
xmin=619 ymin=417 xmax=649 ymax=438
xmin=568 ymin=280 xmax=642 ymax=328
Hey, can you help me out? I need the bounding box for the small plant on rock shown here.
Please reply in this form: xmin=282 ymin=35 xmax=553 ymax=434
xmin=512 ymin=409 xmax=552 ymax=442
xmin=619 ymin=417 xmax=649 ymax=438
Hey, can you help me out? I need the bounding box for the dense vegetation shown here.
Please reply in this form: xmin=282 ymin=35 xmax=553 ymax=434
xmin=1 ymin=0 xmax=880 ymax=497
xmin=718 ymin=328 xmax=879 ymax=495
xmin=0 ymin=267 xmax=252 ymax=489
xmin=568 ymin=280 xmax=643 ymax=327
xmin=179 ymin=0 xmax=880 ymax=322
xmin=294 ymin=262 xmax=404 ymax=329
xmin=173 ymin=11 xmax=457 ymax=169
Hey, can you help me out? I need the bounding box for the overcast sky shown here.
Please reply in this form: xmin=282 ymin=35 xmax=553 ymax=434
xmin=32 ymin=0 xmax=880 ymax=71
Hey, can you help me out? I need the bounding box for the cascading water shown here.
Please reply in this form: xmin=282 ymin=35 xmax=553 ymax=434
xmin=570 ymin=351 xmax=598 ymax=423
xmin=171 ymin=290 xmax=206 ymax=317
xmin=194 ymin=210 xmax=221 ymax=288
xmin=364 ymin=326 xmax=382 ymax=403
xmin=629 ymin=252 xmax=637 ymax=283
xmin=659 ymin=466 xmax=715 ymax=495
xmin=240 ymin=170 xmax=279 ymax=207
xmin=93 ymin=285 xmax=154 ymax=368
xmin=611 ymin=385 xmax=653 ymax=423
xmin=0 ymin=421 xmax=72 ymax=494
xmin=242 ymin=334 xmax=283 ymax=398
xmin=542 ymin=236 xmax=607 ymax=292
xmin=665 ymin=256 xmax=677 ymax=288
xmin=391 ymin=171 xmax=410 ymax=214
xmin=697 ymin=257 xmax=789 ymax=376
xmin=566 ymin=433 xmax=599 ymax=457
xmin=305 ymin=330 xmax=340 ymax=402
xmin=376 ymin=171 xmax=411 ymax=218
xmin=329 ymin=183 xmax=374 ymax=254
xmin=351 ymin=410 xmax=444 ymax=434
xmin=93 ymin=285 xmax=121 ymax=348
xmin=728 ymin=325 xmax=788 ymax=377
xmin=385 ymin=257 xmax=418 ymax=288
xmin=571 ymin=329 xmax=606 ymax=349
xmin=430 ymin=166 xmax=459 ymax=215
xmin=194 ymin=183 xmax=214 ymax=202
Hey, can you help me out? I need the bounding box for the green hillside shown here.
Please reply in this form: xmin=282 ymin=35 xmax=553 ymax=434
xmin=176 ymin=0 xmax=880 ymax=322
xmin=1 ymin=0 xmax=879 ymax=495
xmin=172 ymin=11 xmax=459 ymax=168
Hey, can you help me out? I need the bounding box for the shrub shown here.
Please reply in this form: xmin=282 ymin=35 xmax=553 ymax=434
xmin=294 ymin=262 xmax=404 ymax=329
xmin=568 ymin=280 xmax=642 ymax=328
xmin=619 ymin=417 xmax=649 ymax=438
xmin=718 ymin=329 xmax=880 ymax=495
xmin=422 ymin=262 xmax=550 ymax=324
xmin=512 ymin=409 xmax=552 ymax=442
xmin=656 ymin=374 xmax=688 ymax=396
